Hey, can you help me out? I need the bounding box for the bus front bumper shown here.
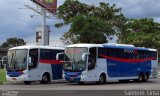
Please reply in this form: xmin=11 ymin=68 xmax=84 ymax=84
xmin=64 ymin=71 xmax=92 ymax=82
xmin=6 ymin=75 xmax=29 ymax=82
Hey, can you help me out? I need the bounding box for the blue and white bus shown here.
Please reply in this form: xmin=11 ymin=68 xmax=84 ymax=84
xmin=6 ymin=46 xmax=64 ymax=84
xmin=57 ymin=43 xmax=158 ymax=84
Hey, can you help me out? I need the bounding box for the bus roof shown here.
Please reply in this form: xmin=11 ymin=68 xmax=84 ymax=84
xmin=103 ymin=44 xmax=157 ymax=51
xmin=9 ymin=46 xmax=64 ymax=50
xmin=66 ymin=44 xmax=103 ymax=48
xmin=66 ymin=43 xmax=157 ymax=52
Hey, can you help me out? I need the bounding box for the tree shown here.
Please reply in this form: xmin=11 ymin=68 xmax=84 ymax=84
xmin=56 ymin=0 xmax=126 ymax=43
xmin=64 ymin=16 xmax=115 ymax=43
xmin=0 ymin=37 xmax=26 ymax=49
xmin=118 ymin=18 xmax=160 ymax=56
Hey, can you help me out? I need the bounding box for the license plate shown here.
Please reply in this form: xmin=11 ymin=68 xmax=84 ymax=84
xmin=12 ymin=78 xmax=16 ymax=80
xmin=70 ymin=78 xmax=74 ymax=81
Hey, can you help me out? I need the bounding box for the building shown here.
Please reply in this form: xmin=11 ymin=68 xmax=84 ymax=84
xmin=0 ymin=48 xmax=7 ymax=68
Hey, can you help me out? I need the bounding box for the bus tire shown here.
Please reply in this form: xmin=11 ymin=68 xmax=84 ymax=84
xmin=138 ymin=73 xmax=144 ymax=82
xmin=98 ymin=74 xmax=106 ymax=84
xmin=143 ymin=73 xmax=149 ymax=82
xmin=40 ymin=73 xmax=50 ymax=84
xmin=24 ymin=81 xmax=31 ymax=85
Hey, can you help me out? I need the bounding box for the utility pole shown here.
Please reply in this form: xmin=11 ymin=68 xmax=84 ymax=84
xmin=24 ymin=0 xmax=57 ymax=46
xmin=24 ymin=4 xmax=50 ymax=46
xmin=41 ymin=7 xmax=47 ymax=46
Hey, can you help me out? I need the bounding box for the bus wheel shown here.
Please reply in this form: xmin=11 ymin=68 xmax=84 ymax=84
xmin=98 ymin=74 xmax=106 ymax=84
xmin=24 ymin=81 xmax=31 ymax=85
xmin=138 ymin=73 xmax=144 ymax=82
xmin=40 ymin=73 xmax=50 ymax=84
xmin=143 ymin=73 xmax=149 ymax=82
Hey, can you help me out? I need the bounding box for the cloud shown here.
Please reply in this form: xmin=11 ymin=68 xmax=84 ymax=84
xmin=0 ymin=0 xmax=34 ymax=42
xmin=108 ymin=0 xmax=160 ymax=18
xmin=0 ymin=0 xmax=68 ymax=44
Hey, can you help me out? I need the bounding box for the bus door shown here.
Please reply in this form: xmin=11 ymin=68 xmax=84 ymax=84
xmin=151 ymin=51 xmax=158 ymax=78
xmin=28 ymin=49 xmax=40 ymax=80
xmin=87 ymin=47 xmax=97 ymax=80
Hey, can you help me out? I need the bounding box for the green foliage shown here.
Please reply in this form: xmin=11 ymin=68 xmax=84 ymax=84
xmin=56 ymin=0 xmax=126 ymax=43
xmin=0 ymin=69 xmax=6 ymax=84
xmin=121 ymin=31 xmax=160 ymax=48
xmin=64 ymin=16 xmax=114 ymax=43
xmin=125 ymin=18 xmax=160 ymax=33
xmin=119 ymin=18 xmax=160 ymax=56
xmin=0 ymin=37 xmax=26 ymax=49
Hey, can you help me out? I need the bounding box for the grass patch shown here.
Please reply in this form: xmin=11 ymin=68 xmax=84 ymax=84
xmin=0 ymin=69 xmax=6 ymax=84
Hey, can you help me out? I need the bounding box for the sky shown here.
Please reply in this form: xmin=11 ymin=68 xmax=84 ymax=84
xmin=0 ymin=0 xmax=160 ymax=44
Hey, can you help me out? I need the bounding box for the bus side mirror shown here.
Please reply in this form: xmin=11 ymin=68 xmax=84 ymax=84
xmin=28 ymin=57 xmax=32 ymax=64
xmin=82 ymin=53 xmax=90 ymax=61
xmin=56 ymin=52 xmax=64 ymax=60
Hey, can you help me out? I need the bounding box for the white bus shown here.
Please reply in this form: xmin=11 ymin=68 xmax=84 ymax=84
xmin=6 ymin=46 xmax=64 ymax=84
xmin=57 ymin=43 xmax=158 ymax=84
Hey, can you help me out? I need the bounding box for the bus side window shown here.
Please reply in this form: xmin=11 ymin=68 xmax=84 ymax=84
xmin=152 ymin=51 xmax=157 ymax=60
xmin=88 ymin=47 xmax=96 ymax=70
xmin=29 ymin=49 xmax=38 ymax=69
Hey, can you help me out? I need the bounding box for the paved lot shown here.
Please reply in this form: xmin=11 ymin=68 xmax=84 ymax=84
xmin=0 ymin=79 xmax=160 ymax=96
xmin=0 ymin=79 xmax=160 ymax=90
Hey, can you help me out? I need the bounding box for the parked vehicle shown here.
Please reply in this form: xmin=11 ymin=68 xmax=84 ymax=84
xmin=57 ymin=43 xmax=158 ymax=84
xmin=6 ymin=46 xmax=64 ymax=84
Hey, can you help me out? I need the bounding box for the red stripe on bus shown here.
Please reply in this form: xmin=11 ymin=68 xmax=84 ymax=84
xmin=39 ymin=60 xmax=62 ymax=64
xmin=98 ymin=54 xmax=155 ymax=63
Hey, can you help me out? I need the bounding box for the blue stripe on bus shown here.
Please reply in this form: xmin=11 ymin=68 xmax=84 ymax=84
xmin=7 ymin=71 xmax=23 ymax=77
xmin=64 ymin=71 xmax=82 ymax=82
xmin=107 ymin=59 xmax=151 ymax=77
xmin=51 ymin=64 xmax=63 ymax=80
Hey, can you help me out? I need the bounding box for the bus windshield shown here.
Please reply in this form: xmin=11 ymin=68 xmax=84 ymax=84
xmin=63 ymin=47 xmax=88 ymax=71
xmin=6 ymin=49 xmax=27 ymax=72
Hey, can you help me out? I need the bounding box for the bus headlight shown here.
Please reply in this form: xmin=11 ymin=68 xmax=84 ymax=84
xmin=81 ymin=71 xmax=87 ymax=76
